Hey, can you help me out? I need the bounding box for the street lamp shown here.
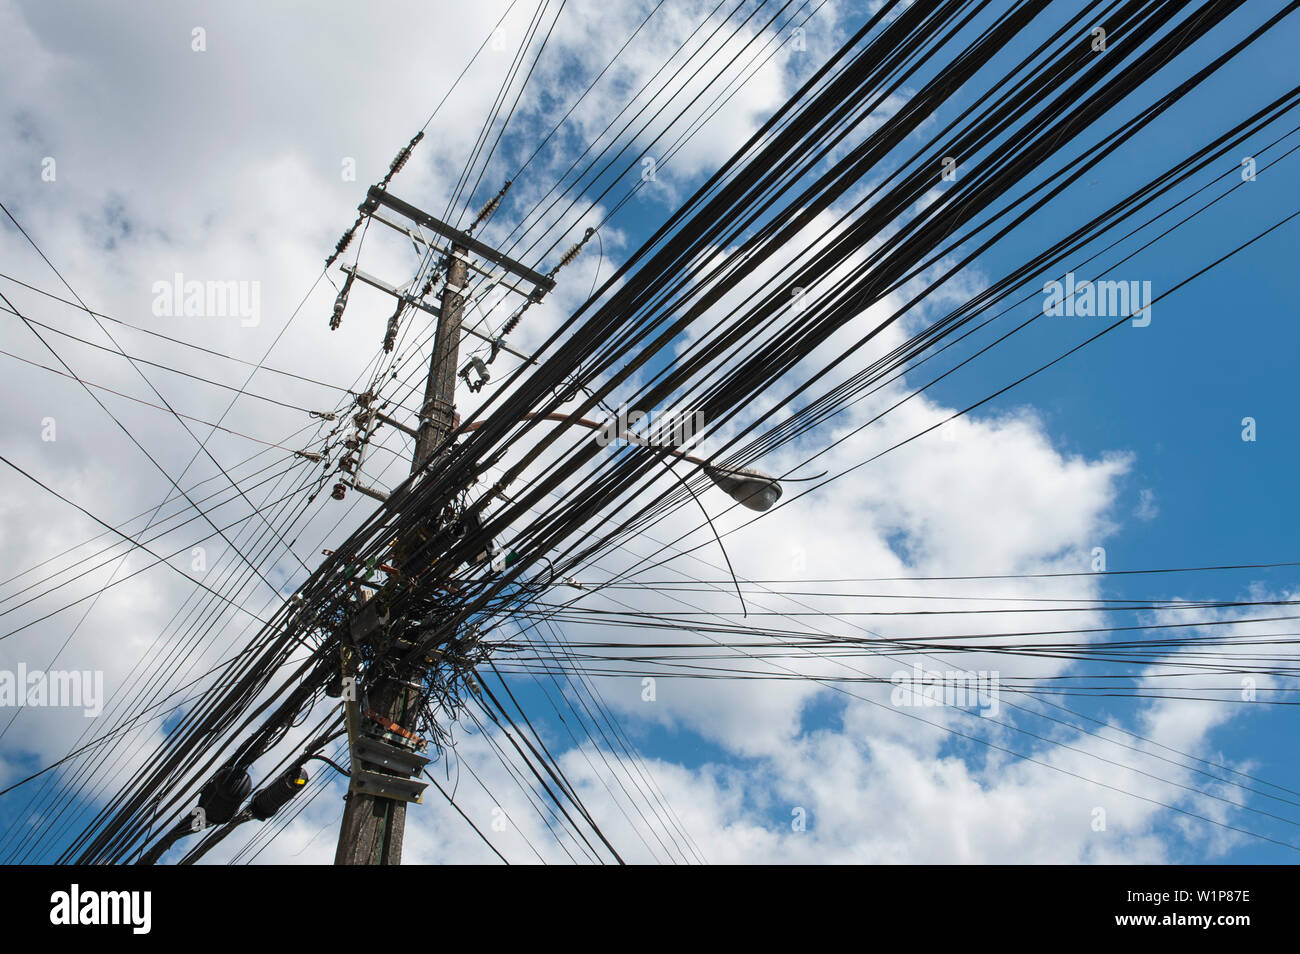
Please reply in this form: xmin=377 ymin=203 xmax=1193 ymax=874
xmin=701 ymin=463 xmax=782 ymax=512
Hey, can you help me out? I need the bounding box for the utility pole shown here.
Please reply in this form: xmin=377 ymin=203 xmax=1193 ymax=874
xmin=328 ymin=183 xmax=557 ymax=865
xmin=412 ymin=249 xmax=468 ymax=474
xmin=334 ymin=246 xmax=467 ymax=865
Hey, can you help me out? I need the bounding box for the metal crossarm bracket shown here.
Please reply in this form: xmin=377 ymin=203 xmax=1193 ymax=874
xmin=355 ymin=736 xmax=431 ymax=777
xmin=350 ymin=770 xmax=427 ymax=803
xmin=342 ymin=700 xmax=430 ymax=804
xmin=361 ymin=187 xmax=556 ymax=299
xmin=337 ymin=263 xmax=537 ymax=366
xmin=368 ymin=209 xmax=537 ymax=299
xmin=339 ymin=264 xmax=441 ymax=317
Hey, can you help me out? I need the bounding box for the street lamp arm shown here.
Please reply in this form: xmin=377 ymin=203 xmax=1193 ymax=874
xmin=460 ymin=411 xmax=709 ymax=466
xmin=459 ymin=411 xmax=782 ymax=512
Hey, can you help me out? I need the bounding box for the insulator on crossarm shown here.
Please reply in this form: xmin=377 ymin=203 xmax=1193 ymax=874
xmin=336 ymin=226 xmax=355 ymax=255
xmin=387 ymin=130 xmax=424 ymax=178
xmin=326 ymin=224 xmax=357 ymax=268
xmin=549 ymin=227 xmax=596 ymax=277
xmin=499 ymin=303 xmax=527 ymax=339
xmin=488 ymin=307 xmax=528 ymax=362
xmin=469 ymin=180 xmax=512 ymax=232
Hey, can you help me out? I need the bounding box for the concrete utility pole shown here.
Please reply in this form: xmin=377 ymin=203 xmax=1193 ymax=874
xmin=334 ymin=247 xmax=468 ymax=866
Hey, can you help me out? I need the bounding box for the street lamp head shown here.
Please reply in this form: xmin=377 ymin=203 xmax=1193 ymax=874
xmin=703 ymin=464 xmax=782 ymax=512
